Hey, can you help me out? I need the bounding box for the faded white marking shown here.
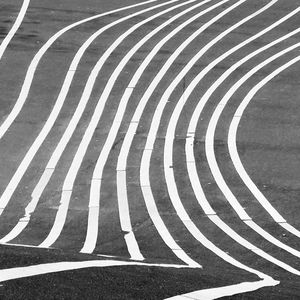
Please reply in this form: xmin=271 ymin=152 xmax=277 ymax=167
xmin=0 ymin=259 xmax=199 ymax=284
xmin=165 ymin=279 xmax=279 ymax=300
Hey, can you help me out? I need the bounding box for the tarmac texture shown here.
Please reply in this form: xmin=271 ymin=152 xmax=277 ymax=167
xmin=0 ymin=0 xmax=299 ymax=299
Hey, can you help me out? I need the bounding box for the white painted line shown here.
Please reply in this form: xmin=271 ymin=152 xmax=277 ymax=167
xmin=0 ymin=259 xmax=200 ymax=285
xmin=0 ymin=0 xmax=30 ymax=60
xmin=116 ymin=122 xmax=138 ymax=171
xmin=39 ymin=190 xmax=72 ymax=248
xmin=245 ymin=219 xmax=300 ymax=257
xmin=165 ymin=279 xmax=279 ymax=300
xmin=117 ymin=171 xmax=132 ymax=232
xmin=80 ymin=206 xmax=99 ymax=254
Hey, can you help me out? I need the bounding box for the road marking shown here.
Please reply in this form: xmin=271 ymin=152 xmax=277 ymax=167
xmin=0 ymin=0 xmax=30 ymax=60
xmin=0 ymin=259 xmax=199 ymax=284
xmin=165 ymin=279 xmax=279 ymax=300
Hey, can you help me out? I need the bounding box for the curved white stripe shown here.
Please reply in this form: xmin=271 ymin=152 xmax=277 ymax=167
xmin=0 ymin=0 xmax=156 ymax=141
xmin=0 ymin=0 xmax=30 ymax=60
xmin=165 ymin=279 xmax=278 ymax=300
xmin=204 ymin=43 xmax=300 ymax=260
xmin=82 ymin=0 xmax=219 ymax=256
xmin=0 ymin=259 xmax=197 ymax=284
xmin=38 ymin=0 xmax=189 ymax=250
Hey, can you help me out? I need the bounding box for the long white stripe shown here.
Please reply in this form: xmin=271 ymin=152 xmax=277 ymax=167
xmin=82 ymin=0 xmax=218 ymax=256
xmin=205 ymin=43 xmax=300 ymax=259
xmin=165 ymin=279 xmax=278 ymax=300
xmin=0 ymin=259 xmax=198 ymax=284
xmin=38 ymin=0 xmax=190 ymax=250
xmin=0 ymin=0 xmax=30 ymax=60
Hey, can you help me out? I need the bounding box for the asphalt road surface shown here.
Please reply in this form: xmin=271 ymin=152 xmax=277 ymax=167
xmin=0 ymin=0 xmax=299 ymax=299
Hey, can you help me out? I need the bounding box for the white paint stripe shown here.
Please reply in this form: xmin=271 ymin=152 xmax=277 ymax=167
xmin=205 ymin=44 xmax=300 ymax=259
xmin=124 ymin=231 xmax=145 ymax=261
xmin=0 ymin=0 xmax=158 ymax=213
xmin=165 ymin=279 xmax=279 ymax=300
xmin=80 ymin=0 xmax=219 ymax=257
xmin=39 ymin=0 xmax=192 ymax=252
xmin=0 ymin=0 xmax=156 ymax=141
xmin=0 ymin=0 xmax=30 ymax=60
xmin=117 ymin=171 xmax=131 ymax=232
xmin=0 ymin=259 xmax=199 ymax=284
